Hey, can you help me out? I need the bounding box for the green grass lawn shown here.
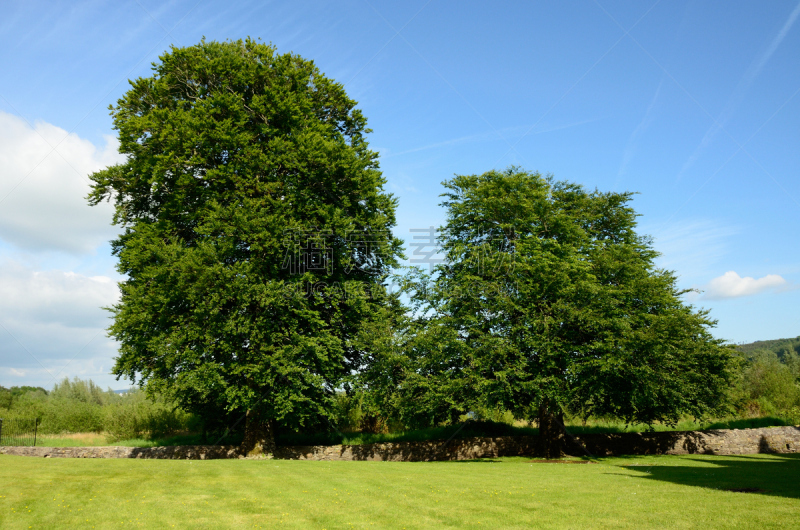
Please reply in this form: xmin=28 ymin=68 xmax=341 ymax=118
xmin=1 ymin=454 xmax=798 ymax=529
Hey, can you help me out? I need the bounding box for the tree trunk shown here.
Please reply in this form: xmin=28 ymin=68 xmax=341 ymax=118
xmin=240 ymin=409 xmax=276 ymax=458
xmin=536 ymin=400 xmax=567 ymax=459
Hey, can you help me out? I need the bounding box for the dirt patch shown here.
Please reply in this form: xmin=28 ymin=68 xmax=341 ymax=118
xmin=37 ymin=432 xmax=109 ymax=446
xmin=46 ymin=433 xmax=105 ymax=442
xmin=725 ymin=488 xmax=767 ymax=493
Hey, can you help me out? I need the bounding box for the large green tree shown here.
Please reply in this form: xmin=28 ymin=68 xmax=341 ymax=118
xmin=386 ymin=167 xmax=733 ymax=457
xmin=88 ymin=38 xmax=401 ymax=455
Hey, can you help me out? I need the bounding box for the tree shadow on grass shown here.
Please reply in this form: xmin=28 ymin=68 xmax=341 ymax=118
xmin=617 ymin=454 xmax=800 ymax=500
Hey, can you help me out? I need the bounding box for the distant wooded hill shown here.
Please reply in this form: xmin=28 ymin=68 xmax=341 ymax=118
xmin=736 ymin=336 xmax=800 ymax=360
xmin=731 ymin=336 xmax=799 ymax=422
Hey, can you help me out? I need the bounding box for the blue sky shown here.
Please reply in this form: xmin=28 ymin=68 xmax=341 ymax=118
xmin=0 ymin=0 xmax=798 ymax=389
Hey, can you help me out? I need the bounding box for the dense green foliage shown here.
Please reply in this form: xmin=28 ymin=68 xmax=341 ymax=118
xmin=356 ymin=303 xmax=481 ymax=430
xmin=361 ymin=168 xmax=735 ymax=456
xmin=87 ymin=38 xmax=402 ymax=453
xmin=0 ymin=385 xmax=47 ymax=410
xmin=732 ymin=337 xmax=800 ymax=421
xmin=75 ymin=36 xmax=790 ymax=453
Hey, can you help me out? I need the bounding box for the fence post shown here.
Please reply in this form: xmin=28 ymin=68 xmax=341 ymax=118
xmin=0 ymin=418 xmax=3 ymax=446
xmin=34 ymin=418 xmax=38 ymax=447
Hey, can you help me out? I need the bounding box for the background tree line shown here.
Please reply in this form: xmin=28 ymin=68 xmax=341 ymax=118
xmin=0 ymin=377 xmax=191 ymax=442
xmin=731 ymin=336 xmax=800 ymax=420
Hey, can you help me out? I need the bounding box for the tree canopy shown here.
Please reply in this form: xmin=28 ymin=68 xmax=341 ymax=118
xmin=364 ymin=168 xmax=734 ymax=457
xmin=88 ymin=38 xmax=402 ymax=455
xmin=88 ymin=38 xmax=737 ymax=458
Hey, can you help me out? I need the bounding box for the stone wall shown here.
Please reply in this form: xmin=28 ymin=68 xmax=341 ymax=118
xmin=273 ymin=425 xmax=800 ymax=461
xmin=572 ymin=425 xmax=800 ymax=457
xmin=1 ymin=426 xmax=798 ymax=461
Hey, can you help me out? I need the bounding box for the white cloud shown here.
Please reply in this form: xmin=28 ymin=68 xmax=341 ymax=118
xmin=0 ymin=111 xmax=124 ymax=254
xmin=0 ymin=260 xmax=119 ymax=329
xmin=0 ymin=260 xmax=121 ymax=388
xmin=702 ymin=271 xmax=790 ymax=300
xmin=649 ymin=219 xmax=737 ymax=282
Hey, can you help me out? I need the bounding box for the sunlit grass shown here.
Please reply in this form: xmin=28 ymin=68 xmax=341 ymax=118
xmin=1 ymin=454 xmax=798 ymax=528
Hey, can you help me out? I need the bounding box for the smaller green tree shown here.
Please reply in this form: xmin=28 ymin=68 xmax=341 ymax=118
xmin=384 ymin=167 xmax=734 ymax=457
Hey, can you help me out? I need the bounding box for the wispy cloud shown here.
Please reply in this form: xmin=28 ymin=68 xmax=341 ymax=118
xmin=615 ymin=78 xmax=664 ymax=190
xmin=383 ymin=118 xmax=600 ymax=159
xmin=386 ymin=169 xmax=420 ymax=195
xmin=649 ymin=218 xmax=737 ymax=281
xmin=701 ymin=270 xmax=792 ymax=300
xmin=676 ymin=1 xmax=800 ymax=180
xmin=384 ymin=130 xmax=502 ymax=158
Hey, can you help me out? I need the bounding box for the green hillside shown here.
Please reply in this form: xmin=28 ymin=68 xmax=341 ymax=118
xmin=737 ymin=336 xmax=800 ymax=358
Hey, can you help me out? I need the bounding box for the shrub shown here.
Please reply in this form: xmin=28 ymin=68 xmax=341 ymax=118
xmin=104 ymin=390 xmax=193 ymax=443
xmin=50 ymin=377 xmax=113 ymax=406
xmin=734 ymin=351 xmax=800 ymax=418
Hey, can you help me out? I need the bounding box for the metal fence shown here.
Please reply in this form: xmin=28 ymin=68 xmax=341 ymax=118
xmin=0 ymin=418 xmax=40 ymax=446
